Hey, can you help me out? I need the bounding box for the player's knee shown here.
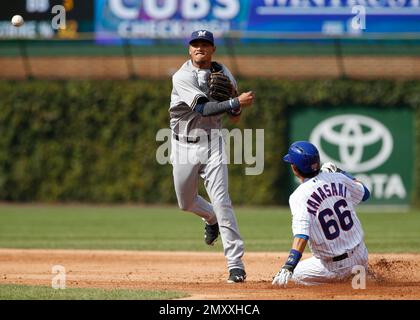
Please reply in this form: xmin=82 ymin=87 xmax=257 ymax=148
xmin=178 ymin=199 xmax=194 ymax=212
xmin=212 ymin=199 xmax=232 ymax=209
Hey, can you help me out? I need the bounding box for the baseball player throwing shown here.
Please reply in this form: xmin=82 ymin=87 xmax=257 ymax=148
xmin=169 ymin=30 xmax=254 ymax=283
xmin=272 ymin=141 xmax=370 ymax=286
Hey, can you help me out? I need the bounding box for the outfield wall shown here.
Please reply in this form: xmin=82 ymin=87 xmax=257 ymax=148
xmin=1 ymin=55 xmax=420 ymax=80
xmin=1 ymin=38 xmax=420 ymax=80
xmin=0 ymin=79 xmax=418 ymax=206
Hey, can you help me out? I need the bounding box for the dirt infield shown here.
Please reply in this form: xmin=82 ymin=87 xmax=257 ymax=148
xmin=0 ymin=249 xmax=419 ymax=300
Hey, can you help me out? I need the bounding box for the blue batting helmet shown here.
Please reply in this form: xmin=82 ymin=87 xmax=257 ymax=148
xmin=283 ymin=141 xmax=320 ymax=174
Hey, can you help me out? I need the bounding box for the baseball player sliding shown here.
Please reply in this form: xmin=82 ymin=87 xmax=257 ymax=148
xmin=272 ymin=141 xmax=370 ymax=286
xmin=169 ymin=30 xmax=254 ymax=283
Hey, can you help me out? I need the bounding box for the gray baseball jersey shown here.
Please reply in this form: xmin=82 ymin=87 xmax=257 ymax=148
xmin=169 ymin=60 xmax=237 ymax=137
xmin=169 ymin=59 xmax=245 ymax=272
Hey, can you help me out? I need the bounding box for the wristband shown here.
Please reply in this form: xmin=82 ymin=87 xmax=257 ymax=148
xmin=284 ymin=249 xmax=302 ymax=272
xmin=229 ymin=107 xmax=242 ymax=117
xmin=229 ymin=97 xmax=241 ymax=111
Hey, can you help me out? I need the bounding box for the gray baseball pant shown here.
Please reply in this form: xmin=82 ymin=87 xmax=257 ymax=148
xmin=170 ymin=132 xmax=245 ymax=271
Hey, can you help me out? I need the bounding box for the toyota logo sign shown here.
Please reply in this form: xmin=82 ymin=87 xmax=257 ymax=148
xmin=309 ymin=114 xmax=393 ymax=173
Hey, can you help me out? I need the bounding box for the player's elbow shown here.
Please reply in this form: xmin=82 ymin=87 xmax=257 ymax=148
xmin=178 ymin=204 xmax=191 ymax=212
xmin=194 ymin=103 xmax=205 ymax=115
xmin=362 ymin=185 xmax=370 ymax=202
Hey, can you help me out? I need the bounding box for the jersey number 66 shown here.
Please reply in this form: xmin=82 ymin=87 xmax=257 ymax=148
xmin=318 ymin=199 xmax=354 ymax=240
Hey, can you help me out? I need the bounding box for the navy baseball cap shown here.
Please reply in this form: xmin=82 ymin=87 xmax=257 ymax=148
xmin=189 ymin=30 xmax=214 ymax=45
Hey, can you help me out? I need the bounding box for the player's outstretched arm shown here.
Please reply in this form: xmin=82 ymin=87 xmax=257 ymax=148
xmin=320 ymin=162 xmax=370 ymax=202
xmin=227 ymin=91 xmax=255 ymax=123
xmin=272 ymin=235 xmax=308 ymax=287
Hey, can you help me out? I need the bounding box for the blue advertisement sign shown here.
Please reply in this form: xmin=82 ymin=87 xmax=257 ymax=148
xmin=95 ymin=0 xmax=244 ymax=44
xmin=95 ymin=0 xmax=420 ymax=43
xmin=247 ymin=0 xmax=420 ymax=35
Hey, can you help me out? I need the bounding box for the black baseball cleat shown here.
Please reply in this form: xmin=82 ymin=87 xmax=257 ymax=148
xmin=227 ymin=268 xmax=246 ymax=283
xmin=204 ymin=222 xmax=219 ymax=246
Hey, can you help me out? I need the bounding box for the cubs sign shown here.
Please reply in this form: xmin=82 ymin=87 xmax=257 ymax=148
xmin=95 ymin=0 xmax=240 ymax=43
xmin=290 ymin=109 xmax=413 ymax=206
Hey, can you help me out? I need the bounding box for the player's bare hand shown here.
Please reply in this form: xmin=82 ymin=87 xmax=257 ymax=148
xmin=238 ymin=91 xmax=254 ymax=108
xmin=272 ymin=268 xmax=293 ymax=287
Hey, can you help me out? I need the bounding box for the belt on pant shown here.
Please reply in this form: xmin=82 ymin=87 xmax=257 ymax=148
xmin=332 ymin=253 xmax=348 ymax=262
xmin=331 ymin=242 xmax=362 ymax=262
xmin=173 ymin=133 xmax=210 ymax=144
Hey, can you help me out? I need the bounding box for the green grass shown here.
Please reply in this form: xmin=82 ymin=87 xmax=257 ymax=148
xmin=0 ymin=205 xmax=419 ymax=253
xmin=0 ymin=284 xmax=187 ymax=300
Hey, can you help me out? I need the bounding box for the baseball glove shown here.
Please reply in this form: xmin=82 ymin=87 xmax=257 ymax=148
xmin=320 ymin=162 xmax=338 ymax=173
xmin=208 ymin=61 xmax=236 ymax=102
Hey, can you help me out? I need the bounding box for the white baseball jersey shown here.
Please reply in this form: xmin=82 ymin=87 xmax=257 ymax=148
xmin=289 ymin=172 xmax=365 ymax=260
xmin=169 ymin=60 xmax=237 ymax=137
